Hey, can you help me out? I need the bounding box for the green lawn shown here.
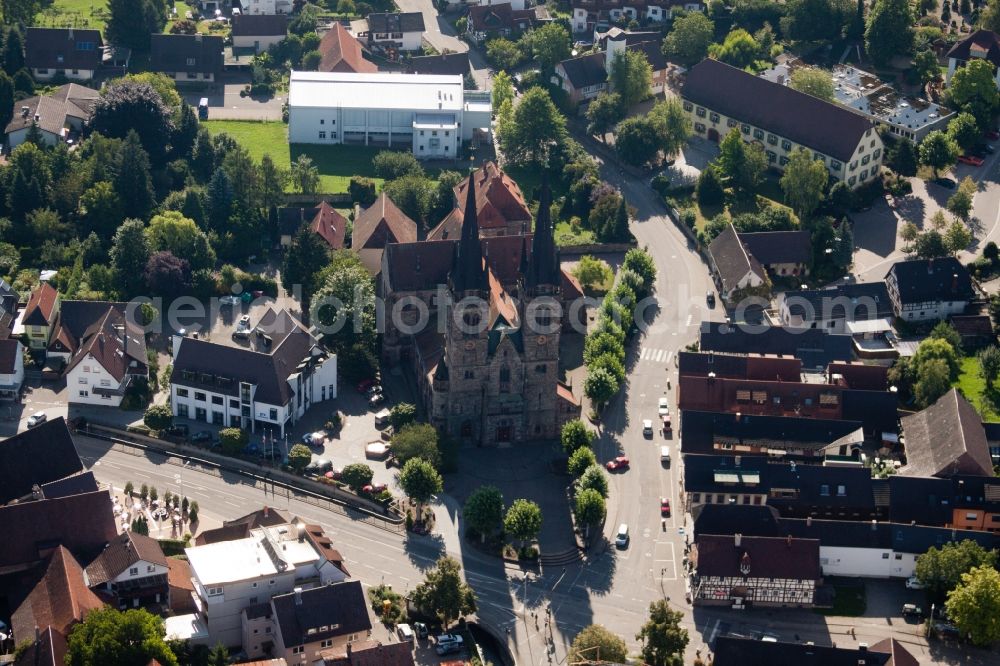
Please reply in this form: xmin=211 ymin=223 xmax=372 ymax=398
xmin=554 ymin=220 xmax=596 ymax=247
xmin=816 ymin=584 xmax=866 ymax=617
xmin=954 ymin=356 xmax=1000 ymax=421
xmin=35 ymin=0 xmax=110 ymax=30
xmin=202 ymin=120 xmax=389 ymax=193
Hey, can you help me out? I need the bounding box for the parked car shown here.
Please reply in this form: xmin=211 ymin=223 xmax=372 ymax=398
xmin=397 ymin=624 xmax=414 ymax=642
xmin=958 ymin=154 xmax=985 ymax=167
xmin=219 ymin=294 xmax=240 ymax=305
xmin=435 ymin=642 xmax=462 ymax=656
xmin=657 ymin=397 xmax=669 ymax=416
xmin=413 ymin=622 xmax=429 ymax=639
xmin=234 ymin=315 xmax=252 ymax=338
xmin=357 ymin=378 xmax=377 ymax=394
xmin=369 ymin=392 xmax=385 ymax=407
xmin=365 ymin=441 xmax=390 ymax=459
xmin=436 ymin=634 xmax=464 ymax=647
xmin=363 ymin=482 xmax=388 ymax=494
xmin=902 ymin=603 xmax=923 ymax=619
xmin=905 ymin=575 xmax=925 ymax=590
xmin=302 ymin=431 xmax=325 ymax=447
xmin=26 ymin=412 xmax=46 ymax=428
xmin=934 ymin=177 xmax=957 ymax=189
xmin=642 ymin=419 xmax=653 ymax=437
xmin=706 ymin=291 xmax=716 ymax=306
xmin=606 ymin=455 xmax=630 ymax=471
xmin=165 ymin=424 xmax=189 ymax=438
xmin=985 ymin=130 xmax=1000 ymax=141
xmin=191 ymin=430 xmax=213 ymax=444
xmin=933 ymin=622 xmax=960 ymax=639
xmin=660 ymin=497 xmax=671 ymax=516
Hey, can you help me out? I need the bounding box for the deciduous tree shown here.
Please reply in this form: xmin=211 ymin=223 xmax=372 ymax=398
xmin=574 ymin=488 xmax=606 ymax=535
xmin=586 ymin=92 xmax=625 ymax=142
xmin=662 ymin=12 xmax=714 ymax=66
xmin=568 ymin=446 xmax=597 ymax=477
xmin=789 ymin=67 xmax=836 ymax=101
xmin=66 ymin=608 xmax=178 ymax=666
xmin=865 ymin=0 xmax=914 ymax=66
xmin=945 ymin=565 xmax=1000 ymax=646
xmin=781 ymin=148 xmax=829 ymax=219
xmin=411 ymin=557 xmax=477 ymax=628
xmin=947 ymin=111 xmax=981 ymax=150
xmin=948 ymin=59 xmax=1000 ymax=128
xmin=497 ymin=87 xmax=567 ymax=165
xmin=919 ymin=130 xmax=959 ymax=177
xmin=287 ymin=443 xmax=312 ymax=472
xmin=90 ymin=80 xmax=173 ymax=164
xmin=635 ymin=599 xmax=689 ymax=666
xmin=341 ymin=463 xmax=374 ymax=491
xmin=504 ymin=498 xmax=543 ymax=547
xmin=570 ymin=625 xmax=628 ymax=664
xmin=561 ymin=419 xmax=594 ymax=454
xmin=291 ymin=154 xmax=320 ymax=194
xmin=399 ymin=457 xmax=443 ymax=519
xmin=916 ymin=539 xmax=999 ymax=601
xmin=390 ymin=423 xmax=441 ymax=468
xmin=463 ymin=485 xmax=504 ymax=541
xmin=609 ymin=49 xmax=652 ymax=108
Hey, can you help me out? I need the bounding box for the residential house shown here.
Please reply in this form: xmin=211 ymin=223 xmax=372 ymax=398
xmin=466 ymin=3 xmax=537 ymax=44
xmin=24 ymin=28 xmax=103 ymax=81
xmin=170 ymin=309 xmax=337 ymax=437
xmin=318 ymin=23 xmax=378 ymax=74
xmin=22 ymin=282 xmax=60 ymax=350
xmin=429 ymin=161 xmax=531 ymax=240
xmin=307 ymin=201 xmax=348 ymax=250
xmin=713 ymin=636 xmax=915 ymax=666
xmin=571 ymin=0 xmax=702 ymax=34
xmin=10 ymin=545 xmax=105 ymax=646
xmin=553 ymin=52 xmax=607 ymax=104
xmin=778 ymin=281 xmax=894 ymax=334
xmin=323 ymin=639 xmax=415 ymax=666
xmin=351 ymin=192 xmax=418 ymax=273
xmin=946 ymin=29 xmax=1000 ymax=89
xmin=407 ymin=52 xmax=471 ymax=78
xmin=682 ymin=58 xmax=884 ymax=189
xmin=899 ymin=388 xmax=994 ymax=478
xmin=949 ymin=314 xmax=994 ymax=350
xmin=243 ymin=581 xmax=372 ymax=662
xmin=84 ymin=531 xmax=170 ymax=609
xmin=0 ymin=337 xmax=24 ymax=400
xmin=555 ymin=30 xmax=668 ymax=103
xmin=184 ymin=520 xmax=349 ymax=648
xmin=884 ymin=257 xmax=974 ymax=322
xmin=150 ymin=34 xmax=224 ymax=83
xmin=0 ymin=417 xmax=83 ymax=505
xmin=64 ymin=307 xmax=148 ymax=407
xmin=707 ymin=224 xmax=766 ymax=301
xmin=738 ymin=230 xmax=811 ymax=278
xmin=242 ymin=0 xmax=293 ymax=15
xmin=196 ymin=506 xmax=292 ymax=545
xmin=0 ymin=278 xmax=17 ymax=338
xmin=6 ymin=83 xmax=99 ymax=149
xmin=443 ymin=0 xmax=526 ymax=8
xmin=699 ymin=321 xmax=856 ymax=369
xmin=692 ymin=533 xmax=820 ymax=607
xmin=889 ymin=474 xmax=1000 ymax=531
xmin=232 ymin=14 xmax=288 ymax=53
xmin=364 ymin=12 xmax=425 ymax=53
xmin=286 ymin=72 xmax=492 ymax=159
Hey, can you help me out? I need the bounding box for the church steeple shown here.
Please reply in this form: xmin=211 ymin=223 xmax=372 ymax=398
xmin=526 ymin=176 xmax=559 ymax=290
xmin=450 ymin=172 xmax=488 ymax=293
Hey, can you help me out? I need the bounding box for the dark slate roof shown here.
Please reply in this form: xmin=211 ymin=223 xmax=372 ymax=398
xmin=271 ymin=580 xmax=372 ymax=647
xmin=231 ymin=13 xmax=288 ymax=36
xmin=557 ymin=52 xmax=606 ymax=89
xmin=713 ymin=636 xmax=894 ymax=666
xmin=84 ymin=531 xmax=168 ymax=586
xmin=367 ymin=12 xmax=425 ymax=33
xmin=5 ymin=84 xmax=99 ymax=137
xmin=149 ymin=34 xmax=223 ymax=76
xmin=900 ymin=389 xmax=993 ymax=478
xmin=25 ymin=28 xmax=103 ymax=71
xmin=783 ymin=281 xmax=894 ymax=322
xmin=40 ymin=471 xmax=98 ymax=500
xmin=683 ymin=58 xmax=876 ymax=162
xmin=680 ymin=410 xmax=862 ymax=456
xmin=887 ymin=475 xmax=961 ymax=526
xmin=738 ymin=230 xmax=812 ymax=266
xmin=709 ymin=224 xmax=764 ymax=294
xmin=840 ymin=389 xmax=899 ymax=434
xmin=885 ymin=257 xmax=974 ymax=305
xmin=0 ymin=417 xmax=82 ymax=505
xmin=889 ymin=521 xmax=999 ymax=554
xmin=677 ymin=350 xmax=749 ymax=378
xmin=628 ymin=40 xmax=667 ymax=71
xmin=699 ymin=322 xmax=856 ymax=369
xmin=693 ymin=504 xmax=782 ymax=539
xmin=946 ymin=29 xmax=1000 ymax=66
xmin=696 ymin=534 xmax=820 ymax=580
xmin=407 ymin=52 xmax=470 ymax=76
xmin=0 ymin=337 xmax=18 ymax=373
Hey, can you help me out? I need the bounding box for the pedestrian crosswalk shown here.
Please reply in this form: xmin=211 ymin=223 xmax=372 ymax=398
xmin=639 ymin=347 xmax=673 ymax=364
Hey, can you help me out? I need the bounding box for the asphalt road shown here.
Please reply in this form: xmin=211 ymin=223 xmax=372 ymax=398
xmin=393 ymin=0 xmax=492 ymax=89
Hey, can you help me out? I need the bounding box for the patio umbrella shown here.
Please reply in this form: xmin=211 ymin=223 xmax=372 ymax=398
xmin=325 ymin=471 xmax=335 ymax=479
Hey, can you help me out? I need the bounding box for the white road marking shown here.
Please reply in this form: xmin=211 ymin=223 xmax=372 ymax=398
xmin=685 ymin=314 xmax=693 ymax=327
xmin=666 ymin=351 xmax=673 ymax=365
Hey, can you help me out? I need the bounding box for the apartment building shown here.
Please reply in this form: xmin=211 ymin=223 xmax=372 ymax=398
xmin=682 ymin=59 xmax=883 ymax=189
xmin=570 ymin=0 xmax=702 ymax=34
xmin=884 ymin=257 xmax=974 ymax=322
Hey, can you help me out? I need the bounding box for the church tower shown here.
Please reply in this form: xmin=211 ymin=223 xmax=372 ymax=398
xmin=521 ymin=178 xmax=562 ymax=439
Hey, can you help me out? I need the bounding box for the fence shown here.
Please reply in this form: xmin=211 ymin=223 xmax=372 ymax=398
xmin=80 ymin=424 xmax=405 ymax=534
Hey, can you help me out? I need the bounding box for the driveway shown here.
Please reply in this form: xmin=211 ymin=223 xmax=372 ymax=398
xmin=182 ymin=74 xmax=285 ymax=121
xmin=393 ymin=0 xmax=493 ymax=89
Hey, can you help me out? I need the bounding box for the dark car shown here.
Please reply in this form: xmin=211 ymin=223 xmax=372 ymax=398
xmin=191 ymin=430 xmax=213 ymax=444
xmin=166 ymin=424 xmax=189 ymax=438
xmin=934 ymin=177 xmax=957 ymax=189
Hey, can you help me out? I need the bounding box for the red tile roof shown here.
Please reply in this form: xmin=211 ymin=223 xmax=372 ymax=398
xmin=319 ymin=23 xmax=378 ymax=74
xmin=84 ymin=531 xmax=167 ymax=587
xmin=23 ymin=282 xmax=59 ymax=327
xmin=12 ymin=626 xmax=68 ymax=666
xmin=353 ymin=193 xmax=418 ymax=249
xmin=452 ymin=161 xmax=532 ymax=230
xmin=310 ymin=201 xmax=348 ymax=249
xmin=695 ymin=534 xmax=820 ymax=581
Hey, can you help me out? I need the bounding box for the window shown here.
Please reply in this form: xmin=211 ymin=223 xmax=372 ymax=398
xmin=741 ymin=124 xmax=750 ymax=134
xmin=207 ymin=586 xmax=223 ymax=596
xmin=894 ymin=554 xmax=902 ymax=560
xmin=695 ymin=106 xmax=706 ymax=117
xmin=767 ymin=133 xmax=777 ymax=145
xmin=881 ymin=553 xmax=890 ymax=559
xmin=862 ymin=154 xmax=871 ymax=165
xmin=129 ymin=567 xmax=138 ymax=576
xmin=292 ymin=647 xmax=304 ymax=655
xmin=694 ymin=122 xmax=706 ymax=133
xmin=195 ymin=392 xmax=206 ymax=402
xmin=79 ymin=377 xmax=88 ymax=384
xmin=727 ymin=118 xmax=737 ymax=128
xmin=252 ymin=582 xmax=258 ymax=588
xmin=709 ymin=112 xmax=719 ymax=123
xmin=779 ymin=155 xmax=789 ymax=166
xmin=269 ymin=408 xmax=278 ymax=420
xmin=178 ymin=404 xmax=189 ymax=417
xmin=830 ymin=160 xmax=842 ymax=170
xmin=849 ymin=176 xmax=857 ymax=186
xmin=100 ymin=379 xmax=111 ymax=387
xmin=147 ymin=565 xmax=155 ymax=572
xmin=966 ymin=512 xmax=979 ymax=520
xmin=753 ymin=128 xmax=764 ymax=140
xmin=177 ymin=388 xmax=189 ymax=397
xmin=870 ymin=139 xmax=876 ymax=147
xmin=860 ymin=169 xmax=869 ymax=180
xmin=766 ymin=150 xmax=776 ymax=163
xmin=692 ymin=493 xmax=701 ymax=503
xmin=269 ymin=579 xmax=275 ymax=585
xmin=781 ymin=139 xmax=792 ymax=151
xmin=318 ymin=131 xmax=326 ymax=139
xmin=464 ymin=370 xmax=474 ymax=379
xmin=79 ymin=390 xmax=89 ymax=397
xmin=211 ymin=396 xmax=223 ymax=405
xmin=836 ymin=485 xmax=846 ymax=496
xmin=321 ymin=640 xmax=333 ymax=648
xmin=819 ymin=484 xmax=830 ymax=496
xmin=230 ymin=399 xmax=239 ymax=409
xmin=683 ymin=101 xmax=693 ymax=111
xmin=850 ymin=161 xmax=858 ymax=170
xmin=873 ymin=148 xmax=881 ymax=160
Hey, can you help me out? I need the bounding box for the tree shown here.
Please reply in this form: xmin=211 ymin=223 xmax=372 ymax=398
xmin=90 ymin=80 xmax=173 ymax=164
xmin=561 ymin=419 xmax=594 ymax=454
xmin=913 ymin=49 xmax=941 ymax=86
xmin=66 ymin=607 xmax=178 ymax=666
xmin=348 ymin=176 xmax=377 ymax=206
xmin=946 ymin=565 xmax=1000 ymax=646
xmin=609 ymin=49 xmax=652 ymax=109
xmin=585 ymin=366 xmax=619 ymax=409
xmin=985 ymin=0 xmax=1000 ymax=32
xmin=914 ymin=336 xmax=960 ymax=378
xmin=915 ymin=357 xmax=952 ymax=406
xmin=945 ymin=218 xmax=973 ymax=252
xmin=624 ymin=247 xmax=657 ymax=289
xmin=486 ymin=38 xmax=524 ymax=71
xmin=571 ymin=625 xmax=628 ymax=664
xmin=110 ymin=218 xmax=151 ymax=298
xmin=865 ymin=0 xmax=914 ymax=66
xmin=341 ymin=463 xmax=374 ymax=491
xmin=919 ymin=130 xmax=959 ymax=177
xmin=206 ymin=644 xmax=229 ymax=666
xmin=708 ymin=28 xmax=762 ymax=69
xmin=914 ymin=229 xmax=949 ymax=258
xmin=287 ymin=443 xmax=312 ymax=472
xmin=106 ymin=0 xmax=166 ymax=50
xmin=900 ymin=221 xmax=920 ymax=244
xmin=389 ymin=403 xmax=417 ymax=430
xmin=131 ymin=514 xmax=149 ymax=535
xmin=889 ymin=137 xmax=919 ymax=176
xmin=146 ymin=211 xmax=216 ymax=271
xmin=662 ymin=12 xmax=715 ymax=66
xmin=0 ymin=71 xmax=11 ymax=131
xmin=697 ymin=166 xmax=726 ymax=206
xmin=372 ymin=151 xmax=424 ymax=180
xmin=463 ymin=485 xmax=504 ymax=541
xmin=578 ymin=464 xmax=609 ymax=498
xmin=504 ymin=498 xmax=543 ymax=547
xmin=219 ymin=427 xmax=249 ymax=456
xmin=282 ymin=224 xmax=330 ymax=314
xmin=717 ymin=129 xmax=765 ymax=197
xmin=948 ymin=59 xmax=1000 ymax=128
xmin=79 ymin=181 xmax=124 ymax=239
xmin=979 ymin=345 xmax=1000 ymax=387
xmin=143 ymin=250 xmax=191 ymax=299
xmin=568 ymin=446 xmax=597 ymax=477
xmin=143 ymin=404 xmax=173 ymax=433
xmin=523 ymin=23 xmax=571 ymax=73
xmin=491 ymin=70 xmax=515 ymax=114
xmin=615 ymin=116 xmax=662 ymax=166
xmin=916 ymin=539 xmax=999 ymax=600
xmin=312 ymin=250 xmax=377 ymax=362
xmin=782 ymin=0 xmax=852 ymax=42
xmin=399 ymin=457 xmax=443 ymax=519
xmin=411 ymin=557 xmax=476 ymax=628
xmin=390 ymin=423 xmax=441 ymax=468
xmin=291 ymin=154 xmax=320 ymax=194
xmin=116 ymin=131 xmax=156 ymax=221
xmin=574 ymin=488 xmax=606 ymax=536
xmin=498 ymin=87 xmax=567 ymax=165
xmin=573 ymin=255 xmax=613 ymax=291
xmin=586 ymin=92 xmax=626 ymax=142
xmin=780 ymin=148 xmax=829 ymax=219
xmin=12 ymin=68 xmax=32 ymax=98
xmin=635 ymin=599 xmax=689 ymax=666
xmin=647 ymin=97 xmax=692 ymax=160
xmin=948 ymin=111 xmax=981 ymax=151
xmin=789 ymin=68 xmax=835 ymax=101
xmin=2 ymin=28 xmax=24 ymax=75
xmin=383 ymin=174 xmax=436 ymax=228
xmin=929 ymin=320 xmax=963 ymax=351
xmin=207 ymin=168 xmax=233 ymax=231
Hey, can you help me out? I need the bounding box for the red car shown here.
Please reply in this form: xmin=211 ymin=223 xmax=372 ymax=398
xmin=356 ymin=378 xmax=376 ymax=394
xmin=606 ymin=456 xmax=630 ymax=471
xmin=660 ymin=497 xmax=671 ymax=516
xmin=985 ymin=130 xmax=1000 ymax=141
xmin=958 ymin=154 xmax=985 ymax=167
xmin=363 ymin=483 xmax=388 ymax=494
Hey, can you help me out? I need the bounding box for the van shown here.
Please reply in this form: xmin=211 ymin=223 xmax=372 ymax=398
xmin=374 ymin=408 xmax=391 ymax=428
xmin=396 ymin=623 xmax=414 ymax=642
xmin=615 ymin=523 xmax=629 ymax=548
xmin=198 ymin=98 xmax=209 ymax=120
xmin=660 ymin=445 xmax=671 ymax=464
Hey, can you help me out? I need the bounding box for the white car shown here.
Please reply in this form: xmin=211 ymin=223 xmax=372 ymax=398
xmin=27 ymin=412 xmax=47 ymax=428
xmin=436 ymin=634 xmax=464 ymax=646
xmin=905 ymin=575 xmax=925 ymax=590
xmin=615 ymin=523 xmax=630 ymax=548
xmin=658 ymin=397 xmax=669 ymax=416
xmin=234 ymin=315 xmax=252 ymax=337
xmin=219 ymin=294 xmax=240 ymax=305
xmin=642 ymin=419 xmax=653 ymax=437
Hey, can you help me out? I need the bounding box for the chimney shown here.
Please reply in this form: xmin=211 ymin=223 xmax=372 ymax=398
xmin=734 ymin=533 xmax=742 ymax=547
xmin=294 ymin=587 xmax=303 ymax=605
xmin=297 ymin=523 xmax=306 ymax=542
xmin=264 ymin=506 xmax=269 ymax=518
xmin=871 ymin=519 xmax=877 ymax=531
xmin=806 ymin=516 xmax=812 ymax=527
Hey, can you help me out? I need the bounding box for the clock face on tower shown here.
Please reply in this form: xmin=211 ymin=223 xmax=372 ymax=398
xmin=465 ymin=341 xmax=476 ymax=350
xmin=536 ymin=336 xmax=547 ymax=345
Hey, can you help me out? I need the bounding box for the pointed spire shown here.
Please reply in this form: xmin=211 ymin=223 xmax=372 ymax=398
xmin=526 ymin=174 xmax=559 ymax=289
xmin=450 ymin=172 xmax=488 ymax=293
